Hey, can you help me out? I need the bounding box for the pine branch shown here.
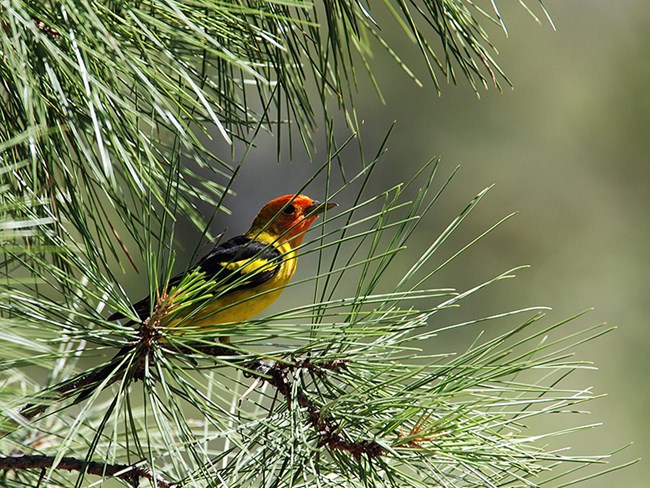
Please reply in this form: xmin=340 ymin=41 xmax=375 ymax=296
xmin=3 ymin=156 xmax=630 ymax=486
xmin=244 ymin=356 xmax=384 ymax=459
xmin=22 ymin=337 xmax=383 ymax=460
xmin=0 ymin=0 xmax=631 ymax=477
xmin=0 ymin=455 xmax=174 ymax=488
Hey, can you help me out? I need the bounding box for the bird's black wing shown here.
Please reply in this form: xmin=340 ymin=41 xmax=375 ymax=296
xmin=109 ymin=235 xmax=282 ymax=322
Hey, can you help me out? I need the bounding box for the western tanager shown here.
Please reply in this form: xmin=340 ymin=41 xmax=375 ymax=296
xmin=112 ymin=194 xmax=337 ymax=335
xmin=21 ymin=195 xmax=338 ymax=414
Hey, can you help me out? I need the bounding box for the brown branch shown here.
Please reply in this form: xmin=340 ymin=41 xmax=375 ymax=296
xmin=32 ymin=16 xmax=61 ymax=38
xmin=244 ymin=357 xmax=384 ymax=460
xmin=0 ymin=455 xmax=174 ymax=487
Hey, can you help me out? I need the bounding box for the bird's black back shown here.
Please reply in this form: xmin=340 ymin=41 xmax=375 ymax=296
xmin=109 ymin=235 xmax=282 ymax=322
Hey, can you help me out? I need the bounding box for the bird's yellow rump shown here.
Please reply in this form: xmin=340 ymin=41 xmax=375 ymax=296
xmin=110 ymin=194 xmax=337 ymax=335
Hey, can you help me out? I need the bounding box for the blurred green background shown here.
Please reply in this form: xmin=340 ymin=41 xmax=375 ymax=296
xmin=197 ymin=1 xmax=649 ymax=485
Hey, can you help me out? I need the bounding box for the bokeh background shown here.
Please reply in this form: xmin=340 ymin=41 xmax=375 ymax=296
xmin=192 ymin=1 xmax=648 ymax=485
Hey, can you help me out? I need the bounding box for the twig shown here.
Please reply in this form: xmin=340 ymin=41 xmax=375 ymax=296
xmin=0 ymin=455 xmax=174 ymax=487
xmin=32 ymin=16 xmax=61 ymax=38
xmin=245 ymin=357 xmax=384 ymax=459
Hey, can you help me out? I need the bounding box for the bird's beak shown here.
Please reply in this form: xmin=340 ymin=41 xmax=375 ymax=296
xmin=306 ymin=200 xmax=338 ymax=216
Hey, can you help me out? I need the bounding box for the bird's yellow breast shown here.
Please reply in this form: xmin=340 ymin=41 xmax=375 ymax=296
xmin=164 ymin=239 xmax=297 ymax=333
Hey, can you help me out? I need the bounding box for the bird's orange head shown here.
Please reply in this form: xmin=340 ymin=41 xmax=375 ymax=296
xmin=248 ymin=194 xmax=337 ymax=246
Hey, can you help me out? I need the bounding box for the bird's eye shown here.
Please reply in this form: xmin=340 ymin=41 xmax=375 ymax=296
xmin=282 ymin=204 xmax=296 ymax=215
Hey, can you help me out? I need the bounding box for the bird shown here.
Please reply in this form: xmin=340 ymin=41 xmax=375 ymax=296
xmin=110 ymin=194 xmax=337 ymax=336
xmin=21 ymin=194 xmax=338 ymax=418
xmin=18 ymin=195 xmax=338 ymax=417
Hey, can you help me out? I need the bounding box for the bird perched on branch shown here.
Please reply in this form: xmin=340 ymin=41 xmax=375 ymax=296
xmin=112 ymin=194 xmax=338 ymax=336
xmin=20 ymin=194 xmax=337 ymax=417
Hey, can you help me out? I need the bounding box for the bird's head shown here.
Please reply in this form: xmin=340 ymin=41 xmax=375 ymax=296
xmin=249 ymin=194 xmax=337 ymax=246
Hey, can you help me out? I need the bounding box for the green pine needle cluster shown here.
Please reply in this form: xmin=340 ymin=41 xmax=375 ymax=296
xmin=0 ymin=151 xmax=631 ymax=486
xmin=0 ymin=1 xmax=632 ymax=487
